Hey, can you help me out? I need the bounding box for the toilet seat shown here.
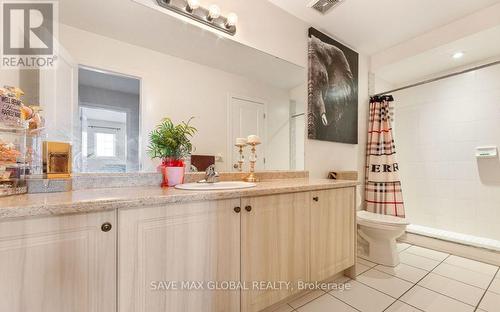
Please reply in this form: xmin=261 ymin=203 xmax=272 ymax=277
xmin=357 ymin=210 xmax=409 ymax=228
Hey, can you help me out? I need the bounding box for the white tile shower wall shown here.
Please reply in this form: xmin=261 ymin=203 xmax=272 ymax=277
xmin=393 ymin=64 xmax=500 ymax=241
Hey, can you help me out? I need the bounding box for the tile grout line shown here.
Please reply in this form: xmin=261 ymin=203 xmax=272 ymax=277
xmin=358 ymin=245 xmax=497 ymax=311
xmin=419 ymin=253 xmax=491 ymax=308
xmin=292 ymin=244 xmax=496 ymax=312
xmin=392 ymin=250 xmax=443 ymax=271
xmin=381 ymin=250 xmax=453 ymax=312
xmin=416 ymin=282 xmax=482 ymax=308
xmin=397 ymin=243 xmax=411 ymax=253
xmin=285 ymin=290 xmax=328 ymax=311
xmin=371 ymin=264 xmax=425 ymax=283
xmin=323 ymin=279 xmax=364 ymax=312
xmin=354 ymin=269 xmax=413 ymax=301
xmin=404 ymin=252 xmax=496 ymax=310
xmin=403 ymin=247 xmax=450 ymax=262
xmin=430 ymin=269 xmax=494 ymax=290
xmin=334 ymin=269 xmax=416 ymax=311
xmin=338 ymin=244 xmax=441 ymax=311
xmin=474 ymin=266 xmax=500 ymax=312
xmin=399 ymin=251 xmax=497 ymax=290
xmin=429 ymin=254 xmax=498 ymax=289
xmin=286 ymin=283 xmax=352 ymax=311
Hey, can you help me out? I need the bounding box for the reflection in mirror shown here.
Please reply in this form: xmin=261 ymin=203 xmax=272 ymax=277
xmin=76 ymin=68 xmax=140 ymax=173
xmin=290 ymin=88 xmax=306 ymax=171
xmin=3 ymin=0 xmax=306 ymax=174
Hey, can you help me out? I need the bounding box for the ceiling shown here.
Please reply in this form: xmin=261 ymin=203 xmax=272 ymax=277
xmin=267 ymin=0 xmax=500 ymax=54
xmin=82 ymin=107 xmax=127 ymax=123
xmin=58 ymin=0 xmax=305 ymax=90
xmin=375 ymin=25 xmax=500 ymax=86
xmin=79 ymin=67 xmax=140 ymax=95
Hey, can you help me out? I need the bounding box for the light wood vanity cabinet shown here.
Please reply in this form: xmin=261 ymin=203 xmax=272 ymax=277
xmin=310 ymin=188 xmax=356 ymax=281
xmin=241 ymin=192 xmax=310 ymax=312
xmin=0 ymin=210 xmax=116 ymax=312
xmin=117 ymin=188 xmax=355 ymax=312
xmin=0 ymin=185 xmax=355 ymax=312
xmin=118 ymin=199 xmax=241 ymax=312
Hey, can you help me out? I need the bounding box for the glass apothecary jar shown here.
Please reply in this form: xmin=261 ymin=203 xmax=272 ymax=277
xmin=0 ymin=126 xmax=27 ymax=197
xmin=0 ymin=87 xmax=28 ymax=197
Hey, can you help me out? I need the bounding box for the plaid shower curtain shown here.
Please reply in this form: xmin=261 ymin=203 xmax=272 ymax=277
xmin=365 ymin=96 xmax=405 ymax=217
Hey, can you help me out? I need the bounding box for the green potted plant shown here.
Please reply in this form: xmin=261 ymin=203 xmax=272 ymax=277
xmin=148 ymin=117 xmax=197 ymax=187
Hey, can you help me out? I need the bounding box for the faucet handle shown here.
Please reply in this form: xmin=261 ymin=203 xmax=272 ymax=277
xmin=206 ymin=164 xmax=217 ymax=176
xmin=205 ymin=164 xmax=219 ymax=183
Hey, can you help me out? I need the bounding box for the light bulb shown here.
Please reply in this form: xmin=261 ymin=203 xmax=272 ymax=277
xmin=187 ymin=0 xmax=199 ymax=11
xmin=452 ymin=51 xmax=464 ymax=59
xmin=208 ymin=4 xmax=221 ymax=20
xmin=225 ymin=12 xmax=238 ymax=27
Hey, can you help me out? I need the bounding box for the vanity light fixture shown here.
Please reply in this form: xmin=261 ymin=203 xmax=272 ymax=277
xmin=225 ymin=12 xmax=238 ymax=28
xmin=156 ymin=0 xmax=237 ymax=35
xmin=207 ymin=4 xmax=221 ymax=21
xmin=186 ymin=0 xmax=200 ymax=13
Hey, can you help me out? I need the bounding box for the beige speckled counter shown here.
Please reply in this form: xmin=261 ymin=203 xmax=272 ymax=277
xmin=0 ymin=179 xmax=358 ymax=220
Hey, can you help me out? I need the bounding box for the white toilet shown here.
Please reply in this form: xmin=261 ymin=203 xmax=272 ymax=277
xmin=357 ymin=210 xmax=409 ymax=266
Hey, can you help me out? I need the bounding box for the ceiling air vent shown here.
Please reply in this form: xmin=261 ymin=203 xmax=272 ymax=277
xmin=307 ymin=0 xmax=343 ymax=14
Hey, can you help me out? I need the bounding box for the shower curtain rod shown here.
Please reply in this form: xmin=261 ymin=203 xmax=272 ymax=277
xmin=372 ymin=59 xmax=500 ymax=97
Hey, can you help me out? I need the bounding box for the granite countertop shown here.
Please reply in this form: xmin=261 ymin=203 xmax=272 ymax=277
xmin=0 ymin=179 xmax=358 ymax=220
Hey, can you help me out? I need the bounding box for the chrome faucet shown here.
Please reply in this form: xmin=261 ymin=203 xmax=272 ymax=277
xmin=200 ymin=164 xmax=219 ymax=183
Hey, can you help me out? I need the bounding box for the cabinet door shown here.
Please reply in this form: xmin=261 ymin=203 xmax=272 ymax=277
xmin=310 ymin=187 xmax=356 ymax=281
xmin=241 ymin=192 xmax=310 ymax=312
xmin=119 ymin=199 xmax=241 ymax=312
xmin=0 ymin=210 xmax=116 ymax=312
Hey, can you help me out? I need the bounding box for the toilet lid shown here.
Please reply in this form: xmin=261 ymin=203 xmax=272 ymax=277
xmin=357 ymin=210 xmax=409 ymax=226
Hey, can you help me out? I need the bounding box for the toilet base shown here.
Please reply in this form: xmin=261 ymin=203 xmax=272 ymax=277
xmin=358 ymin=226 xmax=405 ymax=267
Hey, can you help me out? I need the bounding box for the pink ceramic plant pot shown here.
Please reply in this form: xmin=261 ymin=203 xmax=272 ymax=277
xmin=160 ymin=158 xmax=185 ymax=187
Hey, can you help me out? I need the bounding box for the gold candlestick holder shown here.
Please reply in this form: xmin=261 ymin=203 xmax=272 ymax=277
xmin=235 ymin=143 xmax=246 ymax=172
xmin=244 ymin=142 xmax=260 ymax=182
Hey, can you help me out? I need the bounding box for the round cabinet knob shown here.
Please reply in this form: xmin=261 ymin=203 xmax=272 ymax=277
xmin=101 ymin=222 xmax=112 ymax=232
xmin=313 ymin=196 xmax=319 ymax=202
xmin=245 ymin=205 xmax=252 ymax=212
xmin=234 ymin=206 xmax=241 ymax=213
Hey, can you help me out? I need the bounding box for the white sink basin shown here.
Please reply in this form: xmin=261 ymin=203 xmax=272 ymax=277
xmin=175 ymin=181 xmax=257 ymax=191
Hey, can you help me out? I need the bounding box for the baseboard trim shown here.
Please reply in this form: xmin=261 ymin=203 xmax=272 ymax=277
xmin=400 ymin=232 xmax=500 ymax=266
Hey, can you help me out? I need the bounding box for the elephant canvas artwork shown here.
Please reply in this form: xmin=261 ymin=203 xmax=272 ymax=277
xmin=308 ymin=28 xmax=358 ymax=144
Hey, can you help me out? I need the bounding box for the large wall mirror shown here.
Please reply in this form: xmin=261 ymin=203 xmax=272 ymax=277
xmin=4 ymin=0 xmax=306 ymax=173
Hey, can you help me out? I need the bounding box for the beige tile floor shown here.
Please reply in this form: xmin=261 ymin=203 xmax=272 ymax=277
xmin=270 ymin=243 xmax=500 ymax=312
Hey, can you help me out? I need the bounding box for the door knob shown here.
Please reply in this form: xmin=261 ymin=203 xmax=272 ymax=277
xmin=245 ymin=205 xmax=252 ymax=212
xmin=313 ymin=196 xmax=319 ymax=202
xmin=101 ymin=222 xmax=112 ymax=232
xmin=234 ymin=206 xmax=241 ymax=213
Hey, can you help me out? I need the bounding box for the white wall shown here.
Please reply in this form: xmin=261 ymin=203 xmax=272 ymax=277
xmin=1 ymin=71 xmax=19 ymax=90
xmin=134 ymin=0 xmax=309 ymax=68
xmin=59 ymin=24 xmax=291 ymax=172
xmin=393 ymin=63 xmax=500 ymax=240
xmin=220 ymin=0 xmax=308 ymax=67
